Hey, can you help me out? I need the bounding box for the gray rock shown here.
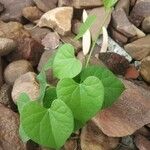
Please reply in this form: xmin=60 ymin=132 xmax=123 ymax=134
xmin=11 ymin=72 xmax=40 ymax=103
xmin=4 ymin=60 xmax=33 ymax=85
xmin=0 ymin=103 xmax=26 ymax=150
xmin=0 ymin=38 xmax=16 ymax=56
xmin=142 ymin=17 xmax=150 ymax=33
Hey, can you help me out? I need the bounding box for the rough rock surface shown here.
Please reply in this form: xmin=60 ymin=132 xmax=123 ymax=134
xmin=38 ymin=7 xmax=73 ymax=36
xmin=11 ymin=72 xmax=40 ymax=103
xmin=4 ymin=60 xmax=33 ymax=85
xmin=92 ymin=79 xmax=150 ymax=137
xmin=0 ymin=57 xmax=3 ymax=88
xmin=142 ymin=17 xmax=150 ymax=33
xmin=0 ymin=103 xmax=26 ymax=150
xmin=80 ymin=121 xmax=119 ymax=150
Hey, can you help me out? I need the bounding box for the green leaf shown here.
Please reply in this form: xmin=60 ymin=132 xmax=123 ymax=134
xmin=43 ymin=86 xmax=57 ymax=108
xmin=53 ymin=44 xmax=82 ymax=79
xmin=21 ymin=99 xmax=74 ymax=149
xmin=103 ymin=0 xmax=118 ymax=9
xmin=36 ymin=71 xmax=48 ymax=101
xmin=19 ymin=124 xmax=30 ymax=142
xmin=75 ymin=15 xmax=96 ymax=40
xmin=57 ymin=76 xmax=104 ymax=130
xmin=80 ymin=66 xmax=125 ymax=108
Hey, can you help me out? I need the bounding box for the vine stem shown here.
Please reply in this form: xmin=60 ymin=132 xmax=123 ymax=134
xmin=85 ymin=8 xmax=112 ymax=67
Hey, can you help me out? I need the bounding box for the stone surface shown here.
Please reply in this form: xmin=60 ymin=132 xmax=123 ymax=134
xmin=142 ymin=17 xmax=150 ymax=33
xmin=22 ymin=6 xmax=43 ymax=22
xmin=0 ymin=0 xmax=34 ymax=22
xmin=0 ymin=103 xmax=26 ymax=150
xmin=135 ymin=135 xmax=150 ymax=150
xmin=33 ymin=0 xmax=58 ymax=12
xmin=0 ymin=2 xmax=4 ymax=13
xmin=99 ymin=52 xmax=130 ymax=75
xmin=92 ymin=79 xmax=150 ymax=137
xmin=38 ymin=50 xmax=57 ymax=85
xmin=130 ymin=0 xmax=150 ymax=27
xmin=42 ymin=32 xmax=60 ymax=50
xmin=124 ymin=35 xmax=150 ymax=60
xmin=135 ymin=127 xmax=150 ymax=137
xmin=72 ymin=19 xmax=81 ymax=35
xmin=80 ymin=121 xmax=119 ymax=150
xmin=115 ymin=0 xmax=130 ymax=15
xmin=89 ymin=7 xmax=111 ymax=40
xmin=0 ymin=38 xmax=16 ymax=56
xmin=112 ymin=9 xmax=136 ymax=38
xmin=140 ymin=56 xmax=150 ymax=83
xmin=0 ymin=57 xmax=3 ymax=88
xmin=24 ymin=24 xmax=50 ymax=43
xmin=58 ymin=0 xmax=73 ymax=7
xmin=63 ymin=139 xmax=78 ymax=150
xmin=4 ymin=60 xmax=33 ymax=85
xmin=12 ymin=72 xmax=40 ymax=103
xmin=73 ymin=0 xmax=103 ymax=8
xmin=132 ymin=24 xmax=145 ymax=39
xmin=38 ymin=7 xmax=73 ymax=36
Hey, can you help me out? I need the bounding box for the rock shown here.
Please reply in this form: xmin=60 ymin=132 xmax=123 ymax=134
xmin=130 ymin=0 xmax=150 ymax=27
xmin=38 ymin=50 xmax=57 ymax=85
xmin=89 ymin=7 xmax=111 ymax=40
xmin=24 ymin=24 xmax=50 ymax=43
xmin=132 ymin=25 xmax=146 ymax=39
xmin=4 ymin=60 xmax=33 ymax=85
xmin=38 ymin=7 xmax=73 ymax=36
xmin=0 ymin=103 xmax=26 ymax=150
xmin=135 ymin=127 xmax=150 ymax=137
xmin=80 ymin=121 xmax=119 ymax=150
xmin=0 ymin=0 xmax=34 ymax=22
xmin=140 ymin=56 xmax=150 ymax=83
xmin=124 ymin=35 xmax=150 ymax=60
xmin=142 ymin=17 xmax=150 ymax=33
xmin=99 ymin=52 xmax=130 ymax=75
xmin=115 ymin=0 xmax=130 ymax=15
xmin=33 ymin=0 xmax=58 ymax=12
xmin=92 ymin=79 xmax=150 ymax=137
xmin=22 ymin=6 xmax=43 ymax=22
xmin=73 ymin=0 xmax=103 ymax=8
xmin=60 ymin=33 xmax=82 ymax=52
xmin=0 ymin=2 xmax=4 ymax=14
xmin=130 ymin=0 xmax=137 ymax=7
xmin=135 ymin=135 xmax=150 ymax=150
xmin=63 ymin=139 xmax=78 ymax=150
xmin=7 ymin=37 xmax=44 ymax=66
xmin=58 ymin=0 xmax=73 ymax=7
xmin=42 ymin=32 xmax=60 ymax=50
xmin=0 ymin=84 xmax=12 ymax=107
xmin=0 ymin=57 xmax=3 ymax=88
xmin=72 ymin=19 xmax=81 ymax=35
xmin=12 ymin=72 xmax=40 ymax=103
xmin=110 ymin=27 xmax=128 ymax=45
xmin=125 ymin=65 xmax=139 ymax=79
xmin=97 ymin=36 xmax=132 ymax=62
xmin=0 ymin=38 xmax=16 ymax=56
xmin=112 ymin=9 xmax=136 ymax=38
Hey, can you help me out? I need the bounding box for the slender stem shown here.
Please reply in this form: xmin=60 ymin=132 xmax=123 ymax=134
xmin=85 ymin=8 xmax=112 ymax=67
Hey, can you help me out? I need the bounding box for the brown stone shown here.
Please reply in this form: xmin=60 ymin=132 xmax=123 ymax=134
xmin=63 ymin=139 xmax=78 ymax=150
xmin=135 ymin=127 xmax=150 ymax=137
xmin=0 ymin=2 xmax=4 ymax=14
xmin=135 ymin=135 xmax=150 ymax=150
xmin=4 ymin=60 xmax=33 ymax=85
xmin=140 ymin=56 xmax=150 ymax=83
xmin=12 ymin=72 xmax=40 ymax=103
xmin=130 ymin=0 xmax=150 ymax=27
xmin=42 ymin=32 xmax=60 ymax=50
xmin=124 ymin=35 xmax=150 ymax=60
xmin=92 ymin=79 xmax=150 ymax=137
xmin=0 ymin=0 xmax=34 ymax=22
xmin=112 ymin=9 xmax=136 ymax=38
xmin=22 ymin=6 xmax=43 ymax=22
xmin=38 ymin=7 xmax=73 ymax=36
xmin=58 ymin=0 xmax=73 ymax=7
xmin=142 ymin=17 xmax=150 ymax=33
xmin=89 ymin=7 xmax=111 ymax=40
xmin=0 ymin=57 xmax=3 ymax=88
xmin=0 ymin=103 xmax=26 ymax=150
xmin=125 ymin=65 xmax=139 ymax=79
xmin=80 ymin=121 xmax=119 ymax=150
xmin=72 ymin=19 xmax=81 ymax=35
xmin=99 ymin=52 xmax=130 ymax=75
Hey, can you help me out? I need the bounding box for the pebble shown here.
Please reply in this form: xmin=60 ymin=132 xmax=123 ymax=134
xmin=4 ymin=60 xmax=33 ymax=85
xmin=142 ymin=17 xmax=150 ymax=33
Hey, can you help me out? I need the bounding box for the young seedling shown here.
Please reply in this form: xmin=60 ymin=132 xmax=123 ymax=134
xmin=17 ymin=0 xmax=123 ymax=149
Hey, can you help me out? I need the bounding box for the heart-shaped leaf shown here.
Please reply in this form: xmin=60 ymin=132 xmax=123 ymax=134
xmin=103 ymin=0 xmax=118 ymax=9
xmin=53 ymin=44 xmax=82 ymax=79
xmin=80 ymin=66 xmax=125 ymax=108
xmin=57 ymin=76 xmax=104 ymax=129
xmin=21 ymin=99 xmax=74 ymax=149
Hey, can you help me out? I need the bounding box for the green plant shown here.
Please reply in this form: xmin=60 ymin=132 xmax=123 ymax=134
xmin=17 ymin=0 xmax=123 ymax=149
